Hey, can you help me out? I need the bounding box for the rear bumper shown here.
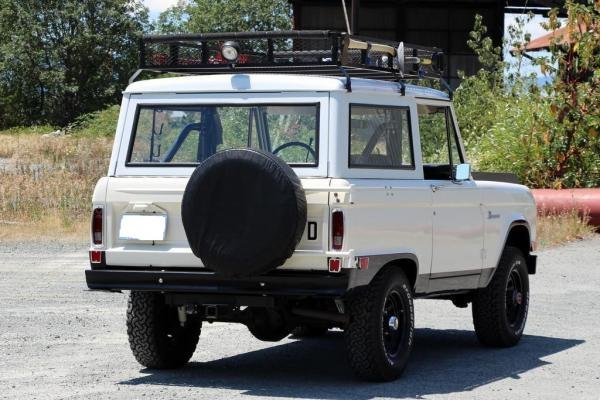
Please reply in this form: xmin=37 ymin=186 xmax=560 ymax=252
xmin=85 ymin=268 xmax=349 ymax=297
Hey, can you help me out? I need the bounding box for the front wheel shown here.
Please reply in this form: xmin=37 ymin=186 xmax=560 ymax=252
xmin=344 ymin=269 xmax=414 ymax=382
xmin=472 ymin=246 xmax=530 ymax=347
xmin=126 ymin=292 xmax=201 ymax=369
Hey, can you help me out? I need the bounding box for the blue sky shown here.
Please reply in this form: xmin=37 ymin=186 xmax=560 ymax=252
xmin=143 ymin=0 xmax=179 ymax=21
xmin=504 ymin=12 xmax=555 ymax=77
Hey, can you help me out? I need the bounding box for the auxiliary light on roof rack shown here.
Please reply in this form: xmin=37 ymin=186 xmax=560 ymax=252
xmin=132 ymin=30 xmax=447 ymax=94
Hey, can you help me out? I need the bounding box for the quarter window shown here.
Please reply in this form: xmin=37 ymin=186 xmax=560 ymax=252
xmin=349 ymin=105 xmax=414 ymax=169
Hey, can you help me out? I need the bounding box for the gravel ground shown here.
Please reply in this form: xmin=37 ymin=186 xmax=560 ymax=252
xmin=1 ymin=237 xmax=599 ymax=400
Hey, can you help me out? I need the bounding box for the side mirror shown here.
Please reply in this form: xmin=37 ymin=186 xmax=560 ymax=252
xmin=453 ymin=163 xmax=471 ymax=181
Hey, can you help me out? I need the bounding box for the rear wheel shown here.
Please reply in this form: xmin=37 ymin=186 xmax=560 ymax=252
xmin=472 ymin=246 xmax=530 ymax=347
xmin=345 ymin=269 xmax=414 ymax=381
xmin=126 ymin=291 xmax=201 ymax=369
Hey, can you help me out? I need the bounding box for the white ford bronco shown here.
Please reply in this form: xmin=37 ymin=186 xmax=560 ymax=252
xmin=85 ymin=31 xmax=537 ymax=381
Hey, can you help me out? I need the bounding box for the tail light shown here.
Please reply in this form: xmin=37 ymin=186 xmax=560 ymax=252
xmin=331 ymin=210 xmax=344 ymax=251
xmin=92 ymin=207 xmax=103 ymax=245
xmin=89 ymin=250 xmax=103 ymax=264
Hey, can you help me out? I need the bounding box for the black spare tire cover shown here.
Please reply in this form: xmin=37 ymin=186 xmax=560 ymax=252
xmin=181 ymin=149 xmax=307 ymax=277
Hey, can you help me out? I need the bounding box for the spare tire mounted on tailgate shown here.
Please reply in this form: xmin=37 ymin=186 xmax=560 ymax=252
xmin=181 ymin=149 xmax=307 ymax=277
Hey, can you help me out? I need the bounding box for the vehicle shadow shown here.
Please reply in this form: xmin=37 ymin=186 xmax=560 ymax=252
xmin=120 ymin=328 xmax=583 ymax=399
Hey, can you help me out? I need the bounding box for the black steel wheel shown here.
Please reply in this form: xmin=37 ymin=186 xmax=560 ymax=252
xmin=382 ymin=289 xmax=408 ymax=360
xmin=506 ymin=267 xmax=527 ymax=329
xmin=345 ymin=268 xmax=414 ymax=382
xmin=472 ymin=246 xmax=530 ymax=347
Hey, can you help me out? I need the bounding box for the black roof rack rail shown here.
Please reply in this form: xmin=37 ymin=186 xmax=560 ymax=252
xmin=132 ymin=30 xmax=447 ymax=95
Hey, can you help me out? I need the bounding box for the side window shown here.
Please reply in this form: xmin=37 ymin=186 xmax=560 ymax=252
xmin=349 ymin=105 xmax=414 ymax=169
xmin=418 ymin=104 xmax=463 ymax=180
xmin=418 ymin=105 xmax=449 ymax=165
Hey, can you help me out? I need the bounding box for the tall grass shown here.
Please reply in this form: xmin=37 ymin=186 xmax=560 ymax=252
xmin=536 ymin=210 xmax=595 ymax=249
xmin=0 ymin=125 xmax=56 ymax=137
xmin=0 ymin=118 xmax=113 ymax=240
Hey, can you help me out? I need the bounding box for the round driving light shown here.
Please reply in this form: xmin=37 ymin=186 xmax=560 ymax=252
xmin=221 ymin=41 xmax=240 ymax=62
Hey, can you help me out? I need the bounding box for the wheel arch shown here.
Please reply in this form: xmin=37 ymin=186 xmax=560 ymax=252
xmin=482 ymin=220 xmax=536 ymax=288
xmin=383 ymin=258 xmax=418 ymax=292
xmin=347 ymin=253 xmax=422 ymax=293
xmin=505 ymin=221 xmax=531 ymax=258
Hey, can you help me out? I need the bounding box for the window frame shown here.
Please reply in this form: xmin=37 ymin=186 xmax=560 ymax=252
xmin=347 ymin=103 xmax=416 ymax=171
xmin=417 ymin=103 xmax=466 ymax=176
xmin=444 ymin=107 xmax=464 ymax=166
xmin=125 ymin=102 xmax=321 ymax=168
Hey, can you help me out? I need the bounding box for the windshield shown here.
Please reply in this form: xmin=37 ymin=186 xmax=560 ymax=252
xmin=127 ymin=104 xmax=319 ymax=167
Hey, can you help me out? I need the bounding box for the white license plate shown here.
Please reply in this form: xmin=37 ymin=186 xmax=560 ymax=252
xmin=119 ymin=214 xmax=167 ymax=241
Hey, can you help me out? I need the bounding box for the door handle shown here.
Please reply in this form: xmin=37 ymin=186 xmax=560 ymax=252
xmin=430 ymin=184 xmax=442 ymax=192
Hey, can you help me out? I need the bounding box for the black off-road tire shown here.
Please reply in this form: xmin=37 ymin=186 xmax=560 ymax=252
xmin=472 ymin=246 xmax=530 ymax=347
xmin=246 ymin=308 xmax=291 ymax=342
xmin=291 ymin=324 xmax=329 ymax=338
xmin=344 ymin=269 xmax=415 ymax=382
xmin=126 ymin=291 xmax=201 ymax=369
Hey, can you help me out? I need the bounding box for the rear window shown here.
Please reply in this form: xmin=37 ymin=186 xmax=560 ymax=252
xmin=349 ymin=104 xmax=414 ymax=169
xmin=127 ymin=104 xmax=319 ymax=167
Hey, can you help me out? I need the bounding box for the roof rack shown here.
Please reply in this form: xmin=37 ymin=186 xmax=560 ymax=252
xmin=132 ymin=30 xmax=447 ymax=94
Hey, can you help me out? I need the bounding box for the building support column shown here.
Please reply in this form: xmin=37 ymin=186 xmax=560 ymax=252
xmin=351 ymin=0 xmax=360 ymax=35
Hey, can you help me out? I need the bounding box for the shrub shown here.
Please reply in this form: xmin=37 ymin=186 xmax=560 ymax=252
xmin=455 ymin=1 xmax=600 ymax=188
xmin=68 ymin=105 xmax=120 ymax=137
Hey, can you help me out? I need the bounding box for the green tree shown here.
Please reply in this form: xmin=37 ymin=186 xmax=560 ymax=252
xmin=0 ymin=0 xmax=148 ymax=128
xmin=155 ymin=0 xmax=292 ymax=33
xmin=454 ymin=1 xmax=599 ymax=188
xmin=155 ymin=0 xmax=189 ymax=33
xmin=534 ymin=1 xmax=600 ymax=187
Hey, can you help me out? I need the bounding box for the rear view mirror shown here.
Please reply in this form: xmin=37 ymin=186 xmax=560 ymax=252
xmin=453 ymin=163 xmax=471 ymax=181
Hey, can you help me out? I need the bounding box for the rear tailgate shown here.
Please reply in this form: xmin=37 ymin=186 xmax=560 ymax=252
xmin=100 ymin=177 xmax=331 ymax=270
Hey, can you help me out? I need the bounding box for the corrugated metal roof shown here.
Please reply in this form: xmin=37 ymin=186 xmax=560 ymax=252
xmin=523 ymin=23 xmax=587 ymax=51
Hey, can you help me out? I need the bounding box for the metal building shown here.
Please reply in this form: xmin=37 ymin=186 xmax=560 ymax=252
xmin=290 ymin=0 xmax=565 ymax=87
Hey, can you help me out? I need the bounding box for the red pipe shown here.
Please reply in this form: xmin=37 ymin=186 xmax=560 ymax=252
xmin=531 ymin=189 xmax=600 ymax=227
